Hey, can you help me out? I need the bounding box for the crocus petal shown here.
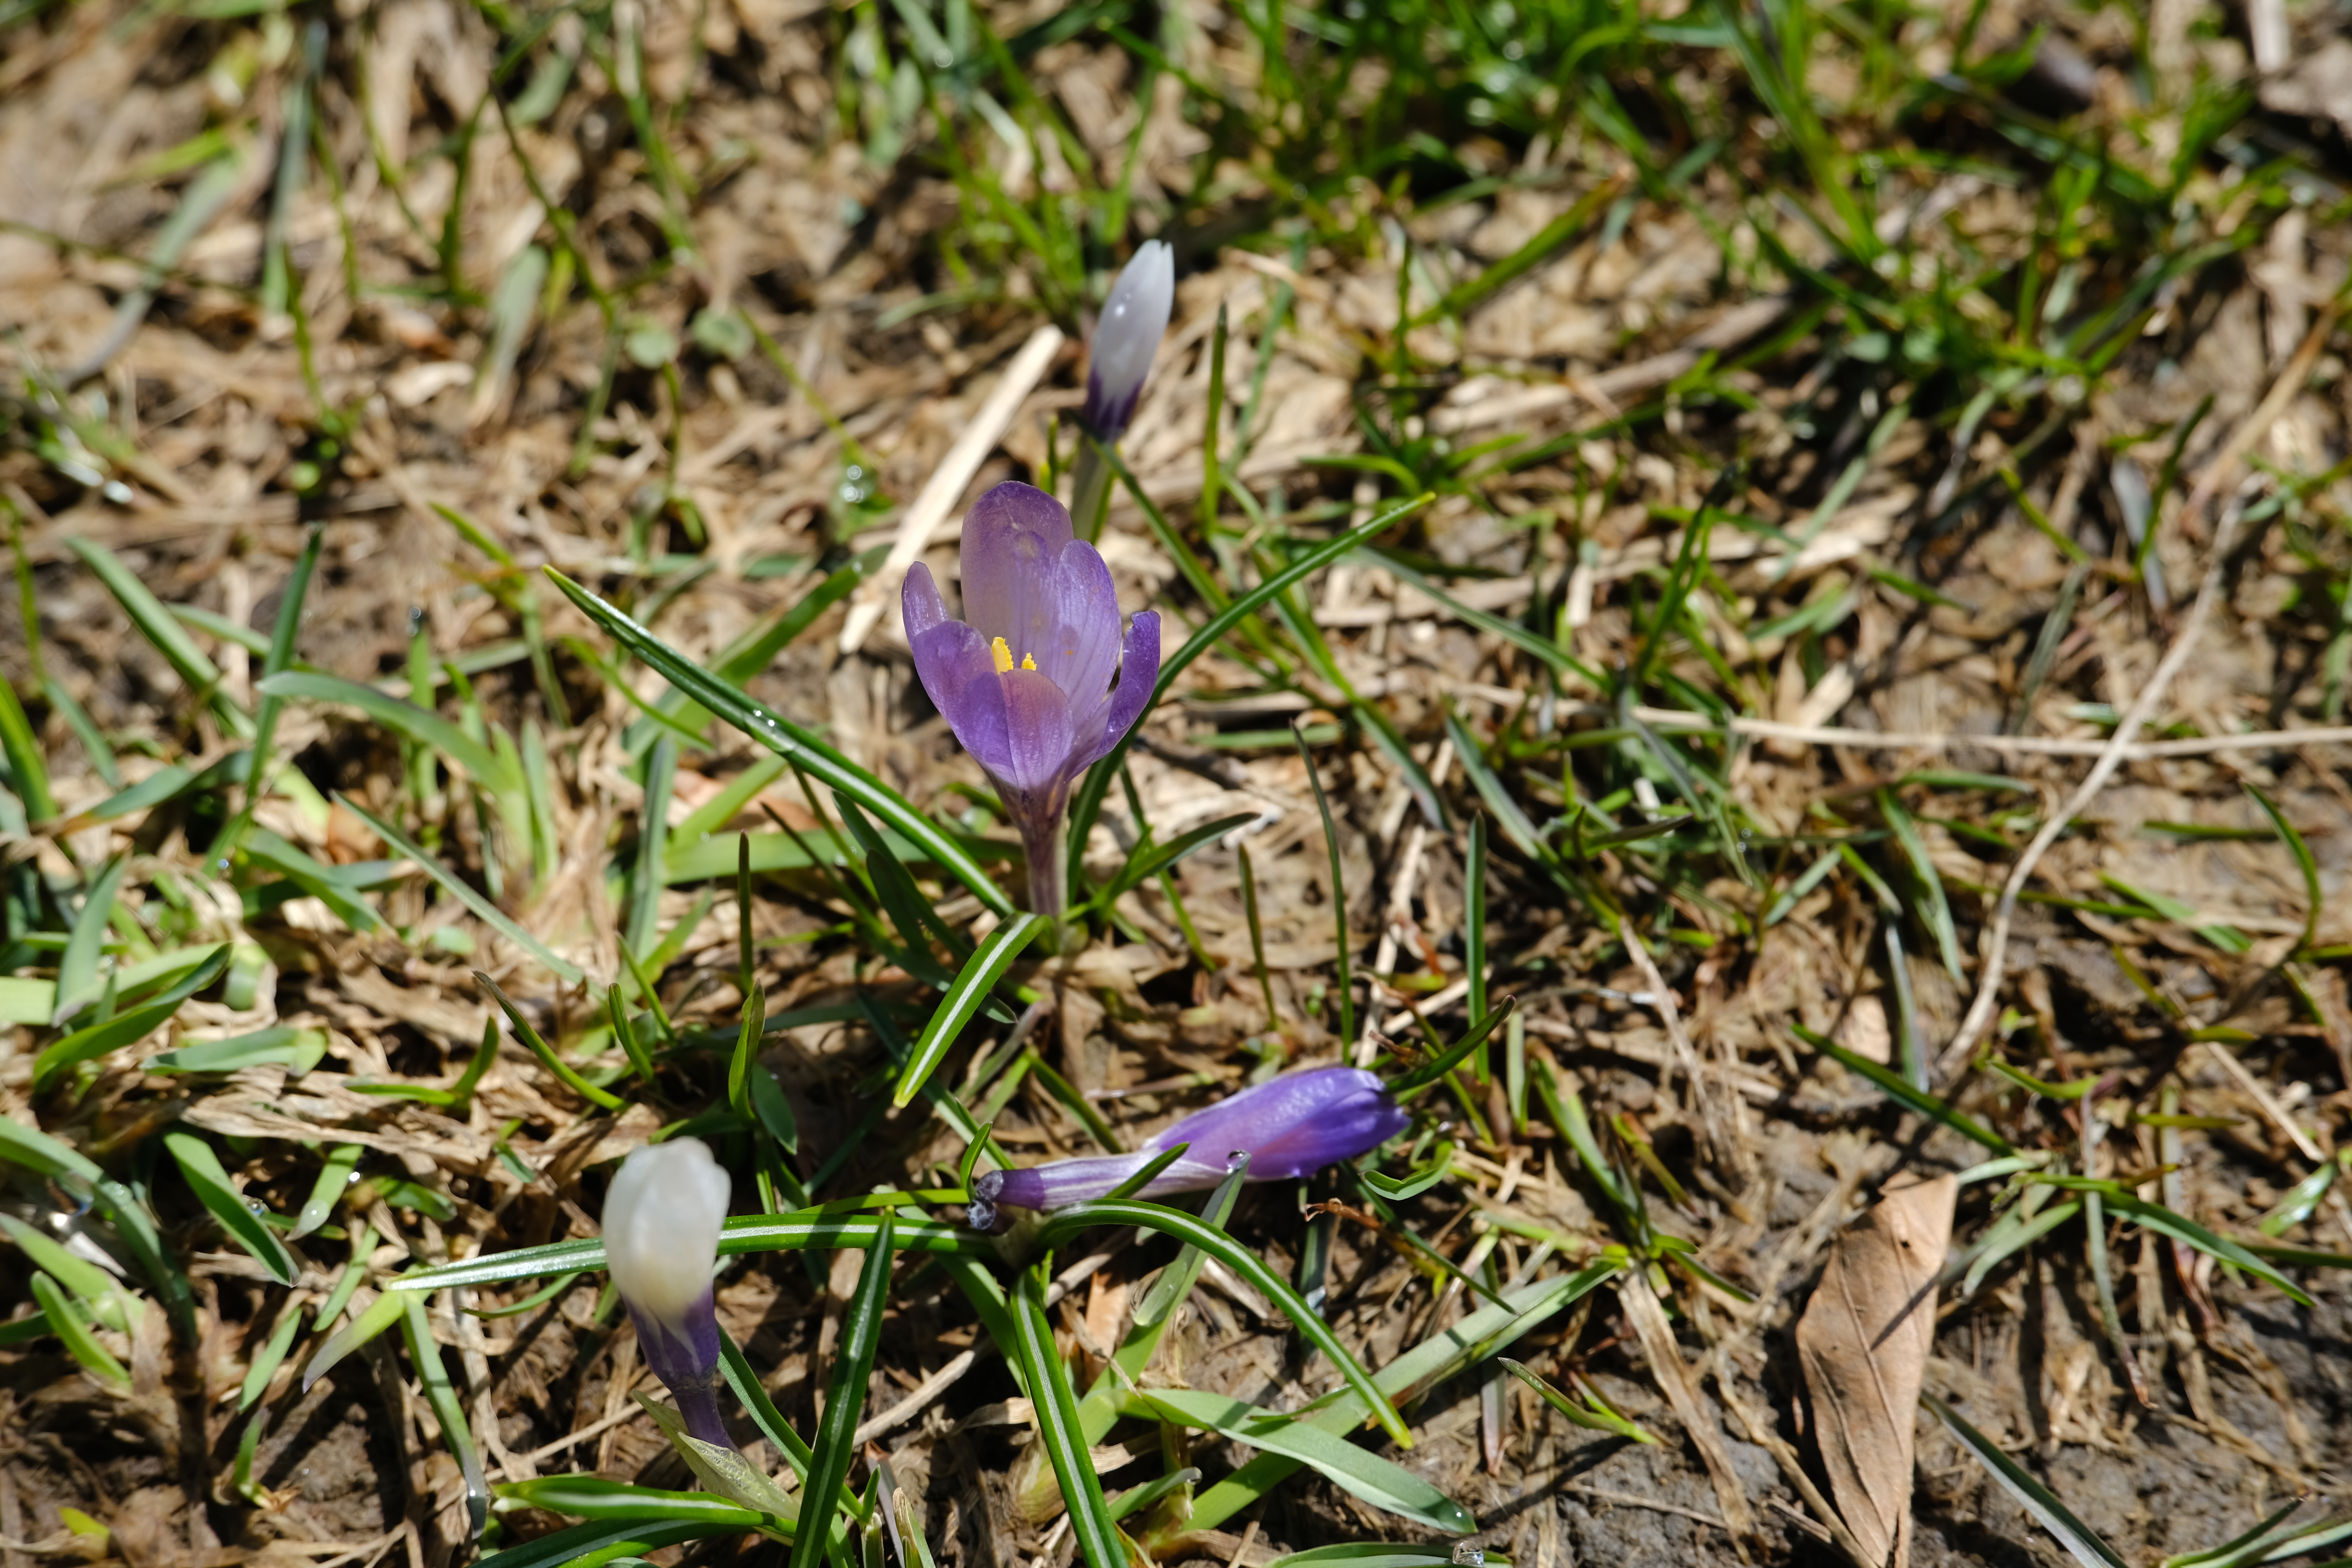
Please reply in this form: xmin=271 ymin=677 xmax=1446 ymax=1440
xmin=903 ymin=561 xmax=951 ymax=642
xmin=969 ymin=1147 xmax=1235 ymax=1227
xmin=1070 ymin=610 xmax=1161 ymax=772
xmin=1026 ymin=538 xmax=1124 ymax=708
xmin=907 ymin=611 xmax=1017 ymax=779
xmin=1081 ymin=241 xmax=1174 ymax=439
xmin=969 ymin=1068 xmax=1407 ymax=1229
xmin=1146 ymin=1068 xmax=1405 ymax=1181
xmin=994 ymin=666 xmax=1076 ymax=796
xmin=605 ymin=1137 xmax=731 ymax=1338
xmin=960 ymin=482 xmax=1075 ymax=648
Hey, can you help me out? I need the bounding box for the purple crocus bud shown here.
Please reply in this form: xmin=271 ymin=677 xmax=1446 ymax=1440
xmin=903 ymin=481 xmax=1160 ymax=919
xmin=968 ymin=1068 xmax=1407 ymax=1228
xmin=1079 ymin=240 xmax=1174 ymax=441
xmin=604 ymin=1136 xmax=734 ymax=1449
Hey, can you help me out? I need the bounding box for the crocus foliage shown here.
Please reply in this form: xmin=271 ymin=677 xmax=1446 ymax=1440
xmin=903 ymin=481 xmax=1160 ymax=916
xmin=604 ymin=1135 xmax=735 ymax=1448
xmin=968 ymin=1067 xmax=1408 ymax=1228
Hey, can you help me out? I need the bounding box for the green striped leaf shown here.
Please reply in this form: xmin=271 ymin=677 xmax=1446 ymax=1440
xmin=892 ymin=914 xmax=1043 ymax=1107
xmin=544 ymin=569 xmax=1016 ymax=917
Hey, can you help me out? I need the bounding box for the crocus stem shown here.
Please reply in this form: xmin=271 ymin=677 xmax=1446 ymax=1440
xmin=1022 ymin=807 xmax=1068 ymax=951
xmin=1068 ymin=437 xmax=1113 ymax=545
xmin=675 ymin=1376 xmax=733 ymax=1449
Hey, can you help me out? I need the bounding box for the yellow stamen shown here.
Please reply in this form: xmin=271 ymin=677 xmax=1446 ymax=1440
xmin=991 ymin=637 xmax=1014 ymax=674
xmin=1021 ymin=652 xmax=1036 ymax=671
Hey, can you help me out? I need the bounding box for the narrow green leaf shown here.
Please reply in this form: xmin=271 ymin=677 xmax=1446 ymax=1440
xmin=259 ymin=672 xmax=514 ymax=794
xmin=2101 ymin=1193 xmax=2313 ymax=1306
xmin=1922 ymin=1392 xmax=2130 ymax=1568
xmin=35 ymin=945 xmax=233 ymax=1093
xmin=1130 ymin=1387 xmax=1475 ymax=1533
xmin=338 ymin=796 xmax=583 ymax=982
xmin=29 ymin=1272 xmax=129 ymax=1387
xmin=164 ymin=1130 xmax=296 ymax=1284
xmin=0 ymin=1214 xmax=120 ymax=1306
xmin=544 ymin=569 xmax=1017 ymax=916
xmin=390 ymin=1210 xmax=991 ymax=1292
xmin=1088 ymin=813 xmax=1259 ymax=914
xmin=476 ymin=972 xmax=622 ymax=1109
xmin=403 ymin=1290 xmax=488 ymax=1536
xmin=474 ymin=1519 xmax=725 ymax=1568
xmin=1362 ymin=1144 xmax=1456 ymax=1202
xmin=54 ymin=856 xmax=129 ymax=1026
xmin=1498 ymin=1357 xmax=1657 ymax=1443
xmin=892 ymin=914 xmax=1043 ymax=1106
xmin=239 ymin=1308 xmax=305 ymax=1411
xmin=0 ymin=677 xmax=53 ymax=822
xmin=1009 ymin=1266 xmax=1127 ymax=1568
xmin=1390 ymin=997 xmax=1516 ymax=1095
xmin=150 ymin=1025 xmax=329 ymax=1075
xmin=495 ymin=1476 xmax=778 ymax=1531
xmin=66 ymin=537 xmax=251 ymax=736
xmin=1066 ymin=493 xmax=1436 ymax=885
xmin=1035 ymin=1199 xmax=1411 ymax=1448
xmin=728 ymin=987 xmax=766 ymax=1116
xmin=1188 ymin=1261 xmax=1620 ymax=1534
xmin=1796 ymin=1025 xmax=2014 ymax=1154
xmin=788 ymin=1210 xmax=894 ymax=1568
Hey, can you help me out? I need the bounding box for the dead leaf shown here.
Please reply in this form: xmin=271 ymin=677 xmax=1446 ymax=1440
xmin=1796 ymin=1173 xmax=1958 ymax=1568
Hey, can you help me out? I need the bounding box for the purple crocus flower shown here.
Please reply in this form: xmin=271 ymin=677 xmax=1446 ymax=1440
xmin=967 ymin=1067 xmax=1407 ymax=1229
xmin=604 ymin=1137 xmax=734 ymax=1449
xmin=903 ymin=481 xmax=1160 ymax=919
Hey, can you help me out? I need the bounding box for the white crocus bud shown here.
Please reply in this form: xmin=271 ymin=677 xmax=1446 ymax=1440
xmin=604 ymin=1136 xmax=734 ymax=1446
xmin=1080 ymin=240 xmax=1175 ymax=441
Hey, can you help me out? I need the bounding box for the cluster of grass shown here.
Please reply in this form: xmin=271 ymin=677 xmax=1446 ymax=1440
xmin=2 ymin=0 xmax=2351 ymax=1559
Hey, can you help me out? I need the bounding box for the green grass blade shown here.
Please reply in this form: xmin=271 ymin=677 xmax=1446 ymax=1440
xmin=1185 ymin=1262 xmax=1619 ymax=1535
xmin=165 ymin=1129 xmax=297 ymax=1283
xmin=54 ymin=855 xmax=130 ymax=1026
xmin=28 ymin=1272 xmax=129 ymax=1387
xmin=1035 ymin=1199 xmax=1410 ymax=1448
xmin=1923 ymin=1392 xmax=2130 ymax=1568
xmin=1295 ymin=722 xmax=1357 ymax=1045
xmin=212 ymin=522 xmax=325 ymax=859
xmin=402 ymin=1289 xmax=488 ymax=1537
xmin=545 ymin=569 xmax=1015 ymax=917
xmin=1879 ymin=789 xmax=1965 ymax=982
xmin=35 ymin=945 xmax=232 ymax=1094
xmin=66 ymin=537 xmax=251 ymax=737
xmin=891 ymin=914 xmax=1042 ymax=1107
xmin=1087 ymin=812 xmax=1259 ymax=915
xmin=390 ymin=1210 xmax=991 ymax=1291
xmin=259 ymin=672 xmax=513 ymax=794
xmin=1065 ymin=493 xmax=1436 ymax=888
xmin=496 ymin=1476 xmax=778 ymax=1531
xmin=2101 ymin=1193 xmax=2314 ymax=1306
xmin=0 ymin=677 xmax=52 ymax=822
xmin=1009 ymin=1265 xmax=1128 ymax=1568
xmin=338 ymin=796 xmax=583 ymax=982
xmin=474 ymin=1519 xmax=729 ymax=1568
xmin=787 ymin=1210 xmax=894 ymax=1568
xmin=1390 ymin=996 xmax=1516 ymax=1095
xmin=476 ymin=972 xmax=623 ymax=1109
xmin=1130 ymin=1387 xmax=1473 ymax=1533
xmin=1795 ymin=1025 xmax=2014 ymax=1153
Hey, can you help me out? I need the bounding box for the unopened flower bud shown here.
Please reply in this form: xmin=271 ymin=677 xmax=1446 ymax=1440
xmin=604 ymin=1136 xmax=734 ymax=1447
xmin=1079 ymin=240 xmax=1175 ymax=441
